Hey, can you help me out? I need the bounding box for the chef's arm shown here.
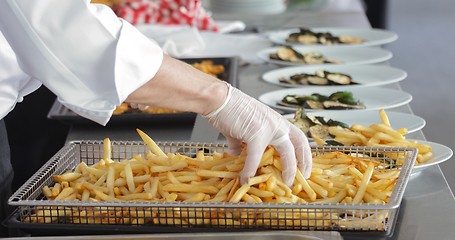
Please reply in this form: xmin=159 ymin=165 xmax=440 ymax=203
xmin=126 ymin=55 xmax=228 ymax=116
xmin=0 ymin=0 xmax=162 ymax=125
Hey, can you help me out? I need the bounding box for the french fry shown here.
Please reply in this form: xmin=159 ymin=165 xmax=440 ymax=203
xmin=370 ymin=124 xmax=405 ymax=141
xmin=296 ymin=169 xmax=317 ymax=201
xmin=196 ymin=169 xmax=238 ymax=179
xmin=53 ymin=172 xmax=82 ymax=182
xmin=106 ymin=165 xmax=115 ymax=196
xmin=247 ymin=173 xmax=272 ymax=186
xmin=136 ymin=128 xmax=166 ymax=157
xmin=54 ymin=187 xmax=75 ymax=200
xmin=229 ymin=183 xmax=250 ymax=203
xmin=379 ymin=109 xmax=391 ymax=127
xmin=307 ymin=180 xmax=328 ymax=198
xmin=103 ymin=138 xmax=112 ymax=161
xmin=310 ymin=175 xmax=334 ymax=190
xmin=124 ymin=163 xmax=135 ymax=193
xmin=353 ymin=162 xmax=375 ymax=204
xmin=150 ymin=161 xmax=187 ymax=172
xmin=247 ymin=186 xmax=274 ymax=198
xmin=314 ymin=190 xmax=347 ymax=204
xmin=42 ymin=186 xmax=53 ymax=198
xmin=162 ymin=184 xmax=219 ymax=194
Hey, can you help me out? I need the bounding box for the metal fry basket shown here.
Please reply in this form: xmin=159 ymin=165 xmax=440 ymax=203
xmin=8 ymin=141 xmax=417 ymax=234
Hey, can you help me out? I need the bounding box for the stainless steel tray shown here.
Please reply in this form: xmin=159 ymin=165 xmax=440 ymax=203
xmin=8 ymin=141 xmax=417 ymax=234
xmin=47 ymin=57 xmax=239 ymax=125
xmin=2 ymin=231 xmax=343 ymax=240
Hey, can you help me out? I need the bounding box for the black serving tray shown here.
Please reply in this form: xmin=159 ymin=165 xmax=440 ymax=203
xmin=47 ymin=57 xmax=238 ymax=125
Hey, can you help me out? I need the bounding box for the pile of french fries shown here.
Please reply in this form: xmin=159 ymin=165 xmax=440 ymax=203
xmin=25 ymin=129 xmax=402 ymax=230
xmin=314 ymin=109 xmax=433 ymax=165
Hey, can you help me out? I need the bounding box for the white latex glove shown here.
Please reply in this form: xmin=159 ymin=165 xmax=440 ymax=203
xmin=203 ymin=83 xmax=312 ymax=186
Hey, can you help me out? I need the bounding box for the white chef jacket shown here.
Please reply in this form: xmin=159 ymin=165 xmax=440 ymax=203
xmin=0 ymin=0 xmax=163 ymax=125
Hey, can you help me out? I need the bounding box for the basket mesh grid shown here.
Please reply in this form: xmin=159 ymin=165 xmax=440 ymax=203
xmin=9 ymin=141 xmax=416 ymax=233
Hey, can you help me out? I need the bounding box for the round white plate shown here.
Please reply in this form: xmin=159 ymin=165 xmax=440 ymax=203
xmin=258 ymin=86 xmax=413 ymax=113
xmin=262 ymin=65 xmax=407 ymax=88
xmin=283 ymin=110 xmax=425 ymax=135
xmin=413 ymin=140 xmax=453 ymax=171
xmin=414 ymin=140 xmax=453 ymax=170
xmin=267 ymin=27 xmax=398 ymax=47
xmin=257 ymin=46 xmax=393 ymax=66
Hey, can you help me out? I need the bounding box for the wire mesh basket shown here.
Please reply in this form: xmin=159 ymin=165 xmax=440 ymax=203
xmin=8 ymin=141 xmax=417 ymax=234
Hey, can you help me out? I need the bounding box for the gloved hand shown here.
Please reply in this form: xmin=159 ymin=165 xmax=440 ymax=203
xmin=203 ymin=83 xmax=312 ymax=186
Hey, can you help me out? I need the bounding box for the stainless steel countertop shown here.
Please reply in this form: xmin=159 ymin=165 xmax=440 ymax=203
xmin=64 ymin=1 xmax=455 ymax=240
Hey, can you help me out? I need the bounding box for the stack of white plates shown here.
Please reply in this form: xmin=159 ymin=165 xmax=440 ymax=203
xmin=209 ymin=0 xmax=287 ymax=14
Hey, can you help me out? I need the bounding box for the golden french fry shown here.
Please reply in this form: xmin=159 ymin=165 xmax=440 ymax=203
xmin=379 ymin=109 xmax=391 ymax=127
xmin=51 ymin=183 xmax=61 ymax=196
xmin=150 ymin=161 xmax=187 ymax=172
xmin=136 ymin=129 xmax=166 ymax=157
xmin=229 ymin=183 xmax=250 ymax=203
xmin=353 ymin=162 xmax=375 ymax=204
xmin=53 ymin=172 xmax=82 ymax=182
xmin=248 ymin=173 xmax=272 ymax=186
xmin=196 ymin=169 xmax=239 ymax=179
xmin=213 ymin=179 xmax=236 ymax=201
xmin=42 ymin=186 xmax=53 ymax=198
xmin=117 ymin=193 xmax=154 ymax=201
xmin=310 ymin=175 xmax=334 ymax=190
xmin=227 ymin=177 xmax=240 ymax=201
xmin=124 ymin=163 xmax=135 ymax=193
xmin=247 ymin=186 xmax=274 ymax=198
xmin=183 ymin=193 xmax=206 ymax=202
xmin=295 ymin=169 xmax=317 ymax=201
xmin=259 ymin=147 xmax=275 ymax=167
xmin=307 ymin=180 xmax=328 ymax=198
xmin=162 ymin=184 xmax=219 ymax=194
xmin=312 ymin=134 xmax=327 ymax=146
xmin=314 ymin=190 xmax=347 ymax=204
xmin=54 ymin=187 xmax=75 ymax=200
xmin=103 ymin=138 xmax=112 ymax=160
xmin=370 ymin=124 xmax=405 ymax=141
xmin=93 ymin=189 xmax=121 ymax=201
xmin=106 ymin=165 xmax=115 ymax=196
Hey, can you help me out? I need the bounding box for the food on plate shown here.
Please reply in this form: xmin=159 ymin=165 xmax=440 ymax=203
xmin=191 ymin=60 xmax=225 ymax=77
xmin=112 ymin=60 xmax=225 ymax=115
xmin=279 ymin=70 xmax=356 ymax=86
xmin=278 ymin=91 xmax=366 ymax=110
xmin=286 ymin=27 xmax=365 ymax=45
xmin=27 ymin=129 xmax=400 ymax=230
xmin=289 ymin=107 xmax=349 ymax=139
xmin=269 ymin=46 xmax=341 ymax=64
xmin=314 ymin=109 xmax=433 ymax=165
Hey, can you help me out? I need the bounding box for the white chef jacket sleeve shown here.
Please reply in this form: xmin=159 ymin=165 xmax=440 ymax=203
xmin=0 ymin=31 xmax=42 ymax=121
xmin=0 ymin=0 xmax=163 ymax=125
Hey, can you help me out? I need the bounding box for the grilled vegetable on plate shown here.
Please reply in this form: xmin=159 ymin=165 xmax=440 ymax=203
xmin=278 ymin=91 xmax=366 ymax=110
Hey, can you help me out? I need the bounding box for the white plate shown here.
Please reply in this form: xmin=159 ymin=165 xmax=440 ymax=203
xmin=267 ymin=27 xmax=398 ymax=47
xmin=258 ymin=86 xmax=413 ymax=113
xmin=413 ymin=140 xmax=453 ymax=171
xmin=283 ymin=110 xmax=425 ymax=135
xmin=262 ymin=65 xmax=407 ymax=88
xmin=257 ymin=46 xmax=392 ymax=66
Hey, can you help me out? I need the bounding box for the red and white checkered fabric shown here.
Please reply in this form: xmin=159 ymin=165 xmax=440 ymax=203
xmin=116 ymin=0 xmax=219 ymax=31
